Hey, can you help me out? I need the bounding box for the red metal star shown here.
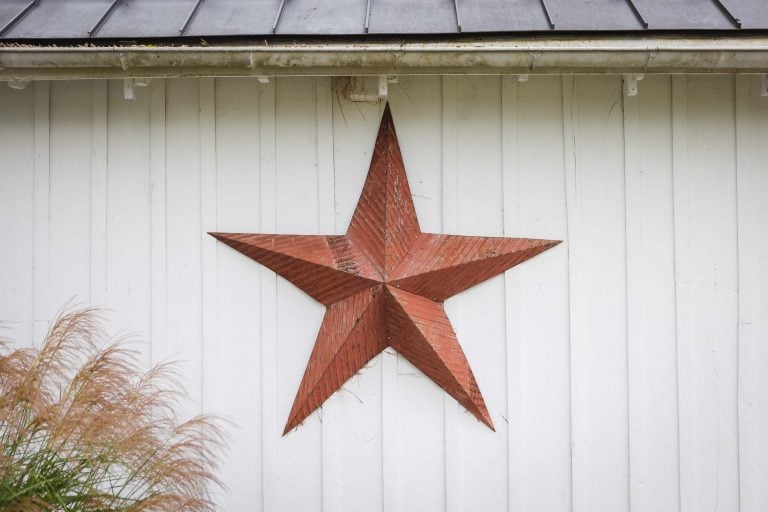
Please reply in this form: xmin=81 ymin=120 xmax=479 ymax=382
xmin=212 ymin=104 xmax=560 ymax=434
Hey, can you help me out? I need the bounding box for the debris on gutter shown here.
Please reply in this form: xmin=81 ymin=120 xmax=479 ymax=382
xmin=1 ymin=37 xmax=767 ymax=79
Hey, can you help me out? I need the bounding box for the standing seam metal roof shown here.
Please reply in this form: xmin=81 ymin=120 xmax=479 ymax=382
xmin=1 ymin=0 xmax=767 ymax=40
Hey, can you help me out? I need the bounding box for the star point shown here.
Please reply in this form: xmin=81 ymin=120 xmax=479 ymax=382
xmin=214 ymin=104 xmax=560 ymax=433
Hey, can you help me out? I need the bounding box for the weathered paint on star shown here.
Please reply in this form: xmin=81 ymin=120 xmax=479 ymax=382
xmin=211 ymin=104 xmax=561 ymax=435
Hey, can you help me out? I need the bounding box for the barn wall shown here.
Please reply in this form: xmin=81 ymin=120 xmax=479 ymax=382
xmin=1 ymin=75 xmax=767 ymax=512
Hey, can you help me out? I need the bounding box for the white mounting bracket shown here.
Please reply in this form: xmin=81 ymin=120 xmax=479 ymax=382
xmin=517 ymin=74 xmax=529 ymax=83
xmin=7 ymin=79 xmax=30 ymax=90
xmin=761 ymin=74 xmax=768 ymax=97
xmin=349 ymin=75 xmax=398 ymax=102
xmin=123 ymin=77 xmax=152 ymax=100
xmin=256 ymin=76 xmax=271 ymax=84
xmin=378 ymin=75 xmax=389 ymax=98
xmin=623 ymin=74 xmax=645 ymax=97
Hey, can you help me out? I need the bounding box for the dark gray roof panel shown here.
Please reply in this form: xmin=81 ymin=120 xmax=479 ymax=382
xmin=6 ymin=0 xmax=115 ymax=39
xmin=458 ymin=0 xmax=552 ymax=32
xmin=720 ymin=0 xmax=768 ymax=29
xmin=368 ymin=0 xmax=459 ymax=34
xmin=185 ymin=0 xmax=279 ymax=36
xmin=96 ymin=0 xmax=198 ymax=38
xmin=545 ymin=0 xmax=643 ymax=30
xmin=278 ymin=0 xmax=367 ymax=35
xmin=0 ymin=0 xmax=28 ymax=23
xmin=0 ymin=0 xmax=35 ymax=35
xmin=633 ymin=0 xmax=733 ymax=29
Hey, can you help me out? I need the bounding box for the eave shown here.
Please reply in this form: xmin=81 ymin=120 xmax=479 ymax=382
xmin=1 ymin=36 xmax=768 ymax=80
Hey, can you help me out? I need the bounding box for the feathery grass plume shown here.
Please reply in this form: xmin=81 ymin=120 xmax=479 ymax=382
xmin=0 ymin=308 xmax=227 ymax=511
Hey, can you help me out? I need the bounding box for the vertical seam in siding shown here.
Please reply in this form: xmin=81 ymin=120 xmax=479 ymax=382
xmin=150 ymin=78 xmax=167 ymax=366
xmin=90 ymin=80 xmax=108 ymax=309
xmin=560 ymin=74 xmax=576 ymax=512
xmin=663 ymin=73 xmax=683 ymax=512
xmin=501 ymin=74 xmax=522 ymax=512
xmin=734 ymin=73 xmax=750 ymax=512
xmin=317 ymin=76 xmax=340 ymax=512
xmin=260 ymin=77 xmax=279 ymax=512
xmin=621 ymin=78 xmax=634 ymax=512
xmin=441 ymin=74 xmax=460 ymax=512
xmin=382 ymin=320 xmax=398 ymax=512
xmin=499 ymin=73 xmax=512 ymax=511
xmin=731 ymin=73 xmax=742 ymax=511
xmin=33 ymin=80 xmax=50 ymax=345
xmin=671 ymin=74 xmax=687 ymax=512
xmin=200 ymin=77 xmax=218 ymax=419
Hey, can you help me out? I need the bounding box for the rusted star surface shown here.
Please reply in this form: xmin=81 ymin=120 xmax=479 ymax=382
xmin=212 ymin=104 xmax=560 ymax=434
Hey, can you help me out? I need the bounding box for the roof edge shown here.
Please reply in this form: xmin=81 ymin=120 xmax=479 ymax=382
xmin=2 ymin=37 xmax=767 ymax=79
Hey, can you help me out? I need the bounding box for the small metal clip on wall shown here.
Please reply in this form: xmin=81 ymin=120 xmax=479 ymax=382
xmin=623 ymin=74 xmax=644 ymax=97
xmin=348 ymin=75 xmax=398 ymax=102
xmin=7 ymin=79 xmax=31 ymax=90
xmin=761 ymin=74 xmax=768 ymax=97
xmin=123 ymin=78 xmax=152 ymax=100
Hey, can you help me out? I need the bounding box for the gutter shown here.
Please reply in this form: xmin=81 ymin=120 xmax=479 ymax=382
xmin=1 ymin=37 xmax=767 ymax=79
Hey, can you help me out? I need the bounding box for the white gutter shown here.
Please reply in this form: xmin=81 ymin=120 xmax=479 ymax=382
xmin=1 ymin=37 xmax=767 ymax=79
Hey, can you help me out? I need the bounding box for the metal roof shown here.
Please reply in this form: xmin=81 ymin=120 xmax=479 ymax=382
xmin=0 ymin=0 xmax=766 ymax=40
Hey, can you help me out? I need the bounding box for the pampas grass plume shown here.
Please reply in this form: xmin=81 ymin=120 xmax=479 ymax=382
xmin=0 ymin=308 xmax=227 ymax=511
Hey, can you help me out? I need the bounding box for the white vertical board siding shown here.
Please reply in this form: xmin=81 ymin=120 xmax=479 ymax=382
xmin=274 ymin=76 xmax=324 ymax=511
xmin=736 ymin=75 xmax=768 ymax=512
xmin=48 ymin=82 xmax=92 ymax=313
xmin=624 ymin=75 xmax=680 ymax=512
xmin=105 ymin=79 xmax=152 ymax=357
xmin=441 ymin=74 xmax=462 ymax=512
xmin=32 ymin=81 xmax=50 ymax=346
xmin=565 ymin=75 xmax=630 ymax=512
xmin=200 ymin=77 xmax=219 ymax=426
xmin=673 ymin=75 xmax=740 ymax=512
xmin=90 ymin=81 xmax=108 ymax=310
xmin=258 ymin=78 xmax=279 ymax=512
xmin=0 ymin=83 xmax=34 ymax=345
xmin=213 ymin=77 xmax=263 ymax=511
xmin=503 ymin=75 xmax=571 ymax=512
xmin=451 ymin=75 xmax=509 ymax=512
xmin=165 ymin=78 xmax=204 ymax=417
xmin=149 ymin=79 xmax=167 ymax=365
xmin=0 ymin=74 xmax=765 ymax=512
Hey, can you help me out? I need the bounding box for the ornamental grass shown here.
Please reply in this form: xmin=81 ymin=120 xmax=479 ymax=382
xmin=0 ymin=308 xmax=227 ymax=511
